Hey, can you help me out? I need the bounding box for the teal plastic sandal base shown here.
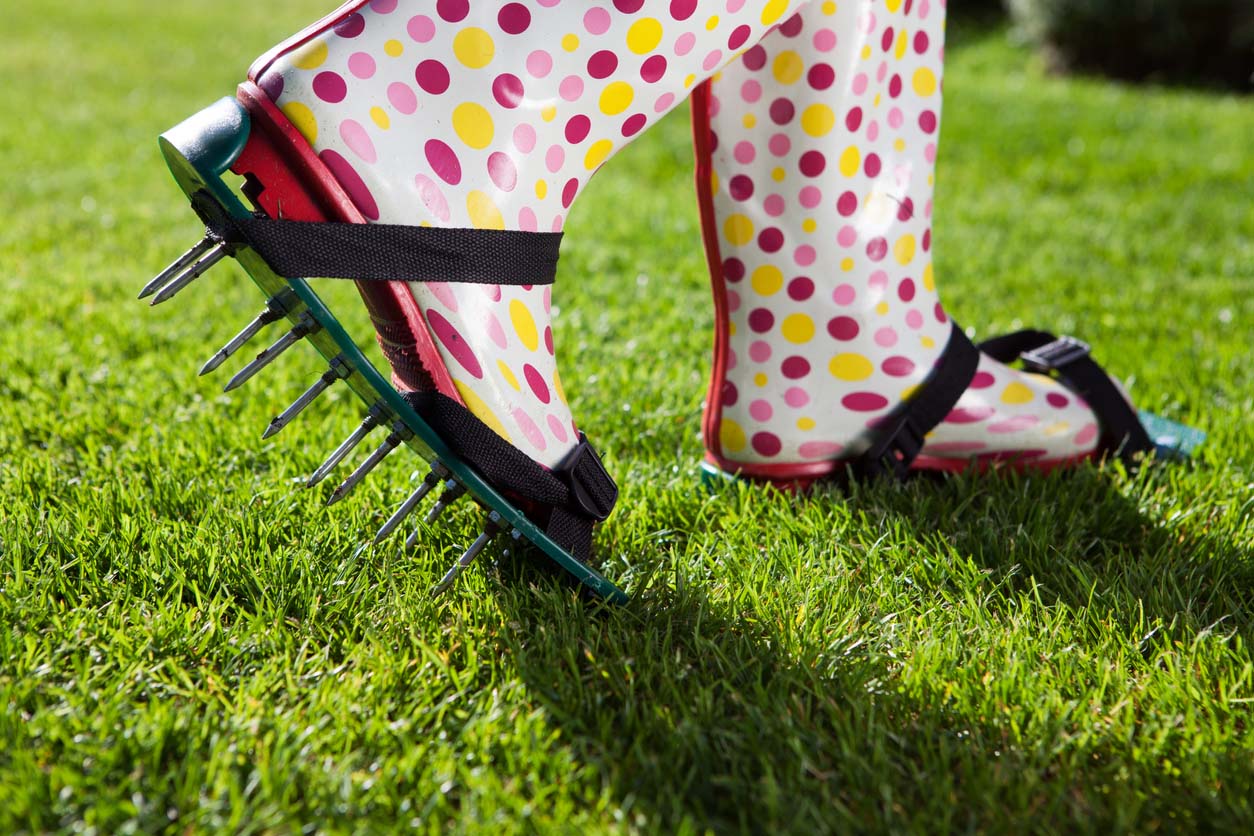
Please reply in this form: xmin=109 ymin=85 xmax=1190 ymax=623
xmin=153 ymin=97 xmax=628 ymax=605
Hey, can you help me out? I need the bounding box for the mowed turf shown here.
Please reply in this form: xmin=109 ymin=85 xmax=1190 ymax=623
xmin=2 ymin=2 xmax=1252 ymax=833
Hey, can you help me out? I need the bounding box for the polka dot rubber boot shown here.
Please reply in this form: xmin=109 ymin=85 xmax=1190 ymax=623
xmin=245 ymin=0 xmax=810 ymax=468
xmin=694 ymin=0 xmax=1107 ymax=484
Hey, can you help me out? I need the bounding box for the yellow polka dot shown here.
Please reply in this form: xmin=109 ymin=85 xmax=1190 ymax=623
xmin=280 ymin=101 xmax=318 ymax=144
xmin=773 ymin=51 xmax=804 ymax=85
xmin=876 ymin=302 xmax=890 ymax=316
xmin=797 ymin=418 xmax=816 ymax=431
xmin=535 ymin=180 xmax=548 ymax=200
xmin=724 ymin=214 xmax=754 ymax=246
xmin=509 ymin=300 xmax=540 ymax=352
xmin=923 ymin=263 xmax=935 ymax=291
xmin=706 ymin=15 xmax=720 ymax=30
xmin=754 ymin=373 xmax=768 ymax=387
xmin=751 ymin=265 xmax=784 ymax=296
xmin=896 ymin=30 xmax=909 ymax=60
xmin=802 ymin=218 xmax=817 ymax=234
xmin=913 ymin=67 xmax=938 ymax=97
xmin=384 ymin=39 xmax=404 ymax=58
xmin=782 ymin=314 xmax=816 ymax=344
xmin=762 ymin=0 xmax=790 ymax=25
xmin=1001 ymin=382 xmax=1036 ymax=405
xmin=627 ymin=18 xmax=663 ymax=54
xmin=800 ymin=104 xmax=835 ymax=137
xmin=553 ymin=370 xmax=569 ymax=405
xmin=710 ymin=171 xmax=720 ymax=192
xmin=467 ymin=191 xmax=505 ymax=230
xmin=887 ymin=0 xmax=903 ymax=9
xmin=894 ymin=234 xmax=917 ymax=266
xmin=453 ymin=27 xmax=495 ymax=69
xmin=743 ymin=114 xmax=756 ymax=129
xmin=1044 ymin=421 xmax=1071 ymax=437
xmin=841 ymin=258 xmax=855 ymax=272
xmin=541 ymin=105 xmax=557 ymax=122
xmin=720 ymin=419 xmax=747 ymax=453
xmin=901 ymin=384 xmax=921 ymax=401
xmin=599 ymin=81 xmax=634 ymax=116
xmin=562 ymin=33 xmax=579 ymax=52
xmin=822 ymin=1 xmax=837 ymax=14
xmin=369 ymin=107 xmax=390 ymax=130
xmin=454 ymin=382 xmax=512 ymax=444
xmin=497 ymin=360 xmax=521 ymax=392
xmin=861 ymin=45 xmax=872 ymax=61
xmin=921 ymin=335 xmax=936 ymax=349
xmin=772 ymin=167 xmax=786 ymax=182
xmin=292 ymin=42 xmax=328 ymax=70
xmin=585 ymin=139 xmax=614 ymax=170
xmin=452 ymin=102 xmax=494 ymax=149
xmin=830 ymin=353 xmax=874 ymax=381
xmin=684 ymin=73 xmax=696 ymax=88
xmin=894 ymin=138 xmax=906 ymax=153
xmin=839 ymin=145 xmax=861 ymax=177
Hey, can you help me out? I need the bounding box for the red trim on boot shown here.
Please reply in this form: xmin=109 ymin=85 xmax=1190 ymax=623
xmin=230 ymin=80 xmax=461 ymax=403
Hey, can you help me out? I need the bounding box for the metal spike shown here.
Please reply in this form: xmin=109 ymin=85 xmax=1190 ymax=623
xmin=374 ymin=463 xmax=451 ymax=544
xmin=404 ymin=480 xmax=469 ymax=550
xmin=199 ymin=292 xmax=294 ymax=376
xmin=306 ymin=405 xmax=389 ymax=488
xmin=431 ymin=513 xmax=504 ymax=597
xmin=223 ymin=313 xmax=320 ymax=393
xmin=149 ymin=242 xmax=230 ymax=305
xmin=140 ymin=236 xmax=216 ymax=299
xmin=262 ymin=356 xmax=352 ymax=440
xmin=326 ymin=422 xmax=413 ymax=507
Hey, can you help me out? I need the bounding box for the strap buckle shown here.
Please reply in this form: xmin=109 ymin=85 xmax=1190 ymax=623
xmin=1021 ymin=336 xmax=1090 ymax=374
xmin=557 ymin=434 xmax=618 ymax=521
xmin=853 ymin=413 xmax=927 ymax=481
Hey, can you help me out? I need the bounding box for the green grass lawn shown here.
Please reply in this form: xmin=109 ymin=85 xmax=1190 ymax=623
xmin=2 ymin=2 xmax=1253 ymax=833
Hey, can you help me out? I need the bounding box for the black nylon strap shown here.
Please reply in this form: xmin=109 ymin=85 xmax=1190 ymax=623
xmin=400 ymin=391 xmax=617 ymax=563
xmin=850 ymin=322 xmax=981 ymax=480
xmin=978 ymin=329 xmax=1154 ymax=462
xmin=199 ymin=198 xmax=562 ymax=285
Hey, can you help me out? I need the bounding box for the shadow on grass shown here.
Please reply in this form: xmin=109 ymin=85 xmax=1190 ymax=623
xmin=497 ymin=464 xmax=1253 ymax=832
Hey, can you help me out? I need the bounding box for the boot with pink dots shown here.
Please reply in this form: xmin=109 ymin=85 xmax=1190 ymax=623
xmin=143 ymin=0 xmax=826 ymax=601
xmin=692 ymin=0 xmax=1193 ymax=487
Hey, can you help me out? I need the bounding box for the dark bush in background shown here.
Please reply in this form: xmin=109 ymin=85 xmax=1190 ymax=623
xmin=1008 ymin=0 xmax=1254 ymax=91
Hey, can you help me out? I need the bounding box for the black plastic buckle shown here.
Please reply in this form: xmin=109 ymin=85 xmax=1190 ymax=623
xmin=557 ymin=433 xmax=618 ymax=522
xmin=853 ymin=412 xmax=927 ymax=481
xmin=1021 ymin=336 xmax=1090 ymax=374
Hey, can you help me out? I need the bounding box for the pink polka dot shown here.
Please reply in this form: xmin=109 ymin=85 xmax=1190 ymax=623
xmin=784 ymin=387 xmax=810 ymax=408
xmin=387 ymin=82 xmax=417 ymax=114
xmin=526 ymin=50 xmax=553 ymax=78
xmin=868 ymin=270 xmax=889 ymax=291
xmin=799 ymin=440 xmax=842 ymax=459
xmin=727 ymin=290 xmax=741 ymax=313
xmin=513 ymin=409 xmax=547 ymax=451
xmin=906 ymin=310 xmax=925 ymax=329
xmin=888 ymin=107 xmax=903 ymax=129
xmin=768 ymin=133 xmax=792 ymax=156
xmin=813 ymin=28 xmax=837 ymax=52
xmin=833 ymin=284 xmax=856 ymax=305
xmin=733 ymin=141 xmax=756 ymax=164
xmin=339 ymin=119 xmax=376 ymax=164
xmin=763 ymin=194 xmax=785 ymax=217
xmin=654 ymin=92 xmax=676 ymax=113
xmin=874 ymin=327 xmax=899 ymax=348
xmin=946 ymin=406 xmax=996 ymax=424
xmin=545 ymin=144 xmax=565 ymax=173
xmin=837 ymin=226 xmax=858 ymax=247
xmin=559 ymin=75 xmax=584 ymax=101
xmin=513 ymin=123 xmax=536 ymax=152
xmin=989 ymin=415 xmax=1041 ymax=434
xmin=584 ymin=7 xmax=612 ymax=34
xmin=749 ymin=400 xmax=773 ymax=422
xmin=799 ymin=186 xmax=821 ymax=208
xmin=488 ymin=152 xmax=518 ymax=192
xmin=414 ymin=174 xmax=450 ymax=222
xmin=794 ymin=245 xmax=816 ymax=267
xmin=348 ymin=52 xmax=376 ymax=79
xmin=852 ymin=73 xmax=868 ymax=95
xmin=741 ymin=80 xmax=762 ymax=103
xmin=675 ymin=32 xmax=696 ymax=56
xmin=749 ymin=340 xmax=772 ymax=363
xmin=547 ymin=414 xmax=570 ymax=444
xmin=427 ymin=282 xmax=459 ymax=311
xmin=703 ymin=49 xmax=723 ymax=71
xmin=1075 ymin=423 xmax=1099 ymax=446
xmin=518 ymin=207 xmax=538 ymax=231
xmin=485 ymin=312 xmax=508 ymax=349
xmin=407 ymin=15 xmax=435 ymax=42
xmin=371 ymin=0 xmax=397 ymax=12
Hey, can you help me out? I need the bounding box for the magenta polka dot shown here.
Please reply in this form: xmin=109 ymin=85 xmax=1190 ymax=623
xmin=787 ymin=277 xmax=814 ymax=301
xmin=915 ymin=31 xmax=930 ymax=54
xmin=769 ymin=98 xmax=795 ymax=125
xmin=882 ymin=356 xmax=916 ymax=377
xmin=722 ymin=381 xmax=739 ymax=407
xmin=837 ymin=191 xmax=858 ymax=216
xmin=588 ymin=50 xmax=618 ymax=79
xmin=780 ymin=12 xmax=805 ymax=37
xmin=748 ymin=308 xmax=775 ymax=333
xmin=758 ymin=227 xmax=784 ymax=253
xmin=334 ymin=13 xmax=366 ymax=38
xmin=562 ymin=177 xmax=579 ymax=208
xmin=742 ymin=45 xmax=767 ymax=70
xmin=498 ymin=3 xmax=531 ymax=34
xmin=493 ymin=74 xmax=524 ymax=109
xmin=843 ymin=392 xmax=890 ymax=412
xmin=415 ymin=60 xmax=450 ymax=95
xmin=523 ymin=364 xmax=551 ymax=404
xmin=970 ymin=371 xmax=996 ymax=390
xmin=846 ymin=106 xmax=863 ymax=132
xmin=425 ymin=139 xmax=461 ymax=185
xmin=729 ymin=174 xmax=754 ymax=201
xmin=436 ymin=0 xmax=469 ymax=23
xmin=946 ymin=406 xmax=996 ymax=424
xmin=565 ymin=114 xmax=591 ymax=144
xmin=782 ymin=356 xmax=811 ymax=379
xmin=919 ymin=110 xmax=938 ymax=134
xmin=799 ymin=150 xmax=826 ymax=177
xmin=544 ymin=326 xmax=554 ymax=355
xmin=898 ymin=279 xmax=916 ymax=302
xmin=752 ymin=432 xmax=783 ymax=457
xmin=641 ymin=54 xmax=669 ymax=83
xmin=320 ymin=150 xmax=377 ymax=220
xmin=898 ymin=198 xmax=916 ymax=221
xmin=387 ymin=82 xmax=417 ymax=114
xmin=865 ymin=153 xmax=882 ymax=178
xmin=622 ymin=114 xmax=648 ymax=137
xmin=728 ymin=24 xmax=752 ymax=50
xmin=828 ymin=316 xmax=860 ymax=341
xmin=313 ymin=72 xmax=347 ymax=104
xmin=670 ymin=0 xmax=698 ymax=19
xmin=808 ymin=64 xmax=835 ymax=90
xmin=866 ymin=237 xmax=889 ymax=261
xmin=1047 ymin=392 xmax=1071 ymax=408
xmin=613 ymin=0 xmax=645 ymax=13
xmin=427 ymin=309 xmax=482 ymax=378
